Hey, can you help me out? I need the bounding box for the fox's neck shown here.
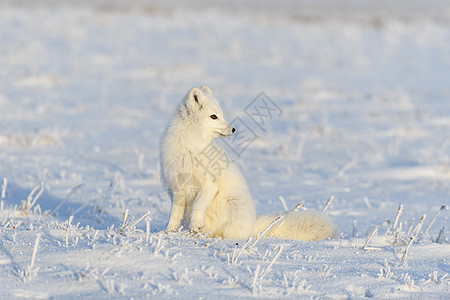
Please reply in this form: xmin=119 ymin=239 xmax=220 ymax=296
xmin=170 ymin=119 xmax=211 ymax=154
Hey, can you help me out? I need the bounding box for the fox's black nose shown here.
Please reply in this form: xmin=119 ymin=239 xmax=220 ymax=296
xmin=232 ymin=128 xmax=236 ymax=133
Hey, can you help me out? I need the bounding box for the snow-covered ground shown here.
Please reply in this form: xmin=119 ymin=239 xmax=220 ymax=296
xmin=1 ymin=0 xmax=449 ymax=298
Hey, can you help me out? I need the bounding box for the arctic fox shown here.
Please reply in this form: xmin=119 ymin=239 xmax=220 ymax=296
xmin=160 ymin=86 xmax=337 ymax=240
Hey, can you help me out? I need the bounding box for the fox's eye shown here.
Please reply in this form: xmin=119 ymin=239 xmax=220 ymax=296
xmin=210 ymin=114 xmax=218 ymax=120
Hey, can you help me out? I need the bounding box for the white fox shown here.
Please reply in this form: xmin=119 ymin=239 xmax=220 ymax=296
xmin=160 ymin=86 xmax=338 ymax=240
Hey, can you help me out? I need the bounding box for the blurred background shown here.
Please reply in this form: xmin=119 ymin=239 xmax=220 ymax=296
xmin=2 ymin=0 xmax=449 ymax=106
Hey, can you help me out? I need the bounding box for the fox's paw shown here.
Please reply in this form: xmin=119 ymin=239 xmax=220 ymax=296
xmin=166 ymin=223 xmax=179 ymax=232
xmin=189 ymin=219 xmax=204 ymax=234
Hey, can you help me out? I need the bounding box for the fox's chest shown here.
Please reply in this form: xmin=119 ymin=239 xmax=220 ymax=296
xmin=180 ymin=151 xmax=211 ymax=184
xmin=174 ymin=148 xmax=228 ymax=195
xmin=185 ymin=145 xmax=230 ymax=182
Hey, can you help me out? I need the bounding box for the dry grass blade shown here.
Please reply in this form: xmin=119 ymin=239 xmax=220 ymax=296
xmin=30 ymin=233 xmax=41 ymax=270
xmin=116 ymin=211 xmax=151 ymax=236
xmin=435 ymin=226 xmax=446 ymax=243
xmin=20 ymin=183 xmax=45 ymax=215
xmin=251 ymin=203 xmax=307 ymax=248
xmin=422 ymin=205 xmax=448 ymax=237
xmin=271 ymin=203 xmax=306 ymax=233
xmin=411 ymin=215 xmax=426 ymax=238
xmin=401 ymin=237 xmax=414 ymax=263
xmin=1 ymin=178 xmax=7 ymax=199
xmin=99 ymin=180 xmax=115 ymax=218
xmin=392 ymin=204 xmax=403 ymax=232
xmin=250 ymin=215 xmax=285 ymax=248
xmin=49 ymin=183 xmax=85 ymax=216
xmin=322 ymin=195 xmax=335 ymax=214
xmin=19 ymin=233 xmax=41 ymax=281
xmin=250 ymin=265 xmax=261 ymax=294
xmin=260 ymin=246 xmax=283 ymax=280
xmin=232 ymin=237 xmax=252 ymax=264
xmin=278 ymin=196 xmax=288 ymax=212
xmin=363 ymin=225 xmax=380 ymax=251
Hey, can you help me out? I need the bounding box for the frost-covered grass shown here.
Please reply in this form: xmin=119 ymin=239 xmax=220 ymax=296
xmin=0 ymin=0 xmax=449 ymax=298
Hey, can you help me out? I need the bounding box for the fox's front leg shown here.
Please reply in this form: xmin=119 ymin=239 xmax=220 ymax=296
xmin=166 ymin=192 xmax=186 ymax=232
xmin=190 ymin=181 xmax=218 ymax=233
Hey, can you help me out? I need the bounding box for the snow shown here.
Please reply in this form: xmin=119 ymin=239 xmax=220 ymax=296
xmin=1 ymin=0 xmax=449 ymax=298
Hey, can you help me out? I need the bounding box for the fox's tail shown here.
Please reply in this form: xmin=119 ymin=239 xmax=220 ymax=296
xmin=255 ymin=211 xmax=338 ymax=241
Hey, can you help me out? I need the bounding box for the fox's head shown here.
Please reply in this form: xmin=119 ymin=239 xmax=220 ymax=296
xmin=182 ymin=86 xmax=235 ymax=139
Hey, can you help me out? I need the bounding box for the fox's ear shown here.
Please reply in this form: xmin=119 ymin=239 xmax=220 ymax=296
xmin=201 ymin=85 xmax=212 ymax=95
xmin=187 ymin=87 xmax=203 ymax=110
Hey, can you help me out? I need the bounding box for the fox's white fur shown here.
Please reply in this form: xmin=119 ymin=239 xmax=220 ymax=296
xmin=160 ymin=86 xmax=338 ymax=240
